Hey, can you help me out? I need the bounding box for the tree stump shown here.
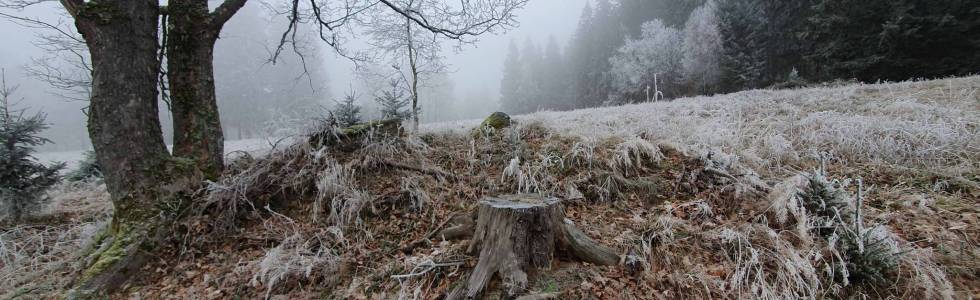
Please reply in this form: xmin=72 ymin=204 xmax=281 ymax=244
xmin=308 ymin=118 xmax=402 ymax=151
xmin=455 ymin=194 xmax=619 ymax=299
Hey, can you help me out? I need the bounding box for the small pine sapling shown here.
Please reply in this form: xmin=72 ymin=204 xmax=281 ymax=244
xmin=375 ymin=79 xmax=410 ymax=120
xmin=798 ymin=163 xmax=899 ymax=286
xmin=333 ymin=90 xmax=362 ymax=127
xmin=66 ymin=150 xmax=102 ymax=182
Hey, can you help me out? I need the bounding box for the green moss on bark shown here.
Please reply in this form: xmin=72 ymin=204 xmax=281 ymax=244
xmin=80 ymin=228 xmax=134 ymax=281
xmin=78 ymin=2 xmax=119 ymax=24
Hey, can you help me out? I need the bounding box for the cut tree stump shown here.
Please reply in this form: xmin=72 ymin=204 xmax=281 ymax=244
xmin=452 ymin=194 xmax=619 ymax=299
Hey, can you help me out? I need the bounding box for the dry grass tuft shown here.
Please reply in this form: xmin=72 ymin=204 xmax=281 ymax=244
xmin=251 ymin=230 xmax=343 ymax=299
xmin=717 ymin=225 xmax=822 ymax=300
xmin=609 ymin=136 xmax=665 ymax=175
xmin=0 ymin=182 xmax=111 ymax=299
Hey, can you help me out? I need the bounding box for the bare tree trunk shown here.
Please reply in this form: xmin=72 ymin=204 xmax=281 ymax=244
xmin=168 ymin=0 xmax=223 ymax=178
xmin=167 ymin=0 xmax=246 ymax=179
xmin=74 ymin=0 xmax=168 ymax=241
xmin=59 ymin=0 xmax=192 ymax=294
xmin=407 ymin=18 xmax=420 ymax=132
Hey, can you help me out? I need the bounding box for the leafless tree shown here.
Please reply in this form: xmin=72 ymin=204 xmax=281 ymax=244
xmin=271 ymin=0 xmax=527 ymax=129
xmin=0 ymin=0 xmax=527 ymax=293
xmin=0 ymin=10 xmax=90 ymax=101
xmin=360 ymin=0 xmax=453 ymax=130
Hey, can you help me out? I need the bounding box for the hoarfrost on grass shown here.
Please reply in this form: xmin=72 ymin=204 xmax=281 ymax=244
xmin=425 ymin=76 xmax=980 ymax=178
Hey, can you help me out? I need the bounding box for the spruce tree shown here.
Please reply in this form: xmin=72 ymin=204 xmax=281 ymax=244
xmin=0 ymin=70 xmax=65 ymax=221
xmin=519 ymin=38 xmax=544 ymax=113
xmin=760 ymin=0 xmax=816 ymax=82
xmin=375 ymin=79 xmax=410 ymax=120
xmin=588 ymin=0 xmax=625 ymax=106
xmin=499 ymin=40 xmax=524 ymax=113
xmin=333 ymin=91 xmax=362 ymax=128
xmin=805 ymin=0 xmax=980 ymax=81
xmin=542 ymin=37 xmax=569 ymax=110
xmin=567 ymin=0 xmax=625 ymax=108
xmin=566 ymin=2 xmax=596 ymax=109
xmin=66 ymin=150 xmax=102 ymax=182
xmin=718 ymin=0 xmax=769 ymax=91
xmin=618 ymin=0 xmax=705 ymax=37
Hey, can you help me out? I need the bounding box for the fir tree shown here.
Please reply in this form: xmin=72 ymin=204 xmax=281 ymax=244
xmin=566 ymin=2 xmax=596 ymax=109
xmin=499 ymin=40 xmax=524 ymax=113
xmin=618 ymin=0 xmax=705 ymax=37
xmin=0 ymin=70 xmax=65 ymax=221
xmin=718 ymin=0 xmax=769 ymax=91
xmin=374 ymin=79 xmax=410 ymax=120
xmin=66 ymin=150 xmax=102 ymax=182
xmin=541 ymin=36 xmax=569 ymax=110
xmin=519 ymin=38 xmax=544 ymax=113
xmin=804 ymin=0 xmax=980 ymax=81
xmin=333 ymin=91 xmax=362 ymax=127
xmin=760 ymin=0 xmax=816 ymax=82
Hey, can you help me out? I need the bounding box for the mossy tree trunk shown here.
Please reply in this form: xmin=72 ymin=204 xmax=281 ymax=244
xmin=59 ymin=0 xmax=180 ymax=294
xmin=56 ymin=0 xmax=248 ymax=294
xmin=167 ymin=0 xmax=247 ymax=179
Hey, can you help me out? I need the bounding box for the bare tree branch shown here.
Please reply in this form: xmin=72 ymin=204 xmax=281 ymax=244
xmin=210 ymin=0 xmax=248 ymax=31
xmin=0 ymin=0 xmax=52 ymax=10
xmin=0 ymin=7 xmax=91 ymax=100
xmin=375 ymin=0 xmax=527 ymax=40
xmin=269 ymin=0 xmax=526 ymax=64
xmin=0 ymin=11 xmax=83 ymax=44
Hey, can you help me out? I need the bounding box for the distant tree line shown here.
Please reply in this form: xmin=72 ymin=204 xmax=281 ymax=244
xmin=500 ymin=0 xmax=980 ymax=112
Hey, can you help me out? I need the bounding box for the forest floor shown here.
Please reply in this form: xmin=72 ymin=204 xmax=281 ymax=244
xmin=1 ymin=76 xmax=977 ymax=299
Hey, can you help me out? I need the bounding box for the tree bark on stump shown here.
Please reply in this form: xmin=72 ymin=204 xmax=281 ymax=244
xmin=453 ymin=194 xmax=619 ymax=299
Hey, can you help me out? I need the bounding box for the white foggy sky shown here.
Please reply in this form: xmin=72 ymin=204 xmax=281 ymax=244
xmin=1 ymin=0 xmax=589 ymax=105
xmin=323 ymin=0 xmax=588 ymax=102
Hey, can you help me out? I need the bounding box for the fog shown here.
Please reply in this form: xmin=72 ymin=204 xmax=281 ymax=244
xmin=0 ymin=0 xmax=586 ymax=152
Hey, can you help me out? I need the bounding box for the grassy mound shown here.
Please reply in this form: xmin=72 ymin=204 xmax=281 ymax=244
xmin=1 ymin=77 xmax=976 ymax=299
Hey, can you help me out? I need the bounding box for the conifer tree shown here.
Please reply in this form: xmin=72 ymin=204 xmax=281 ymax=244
xmin=805 ymin=0 xmax=980 ymax=81
xmin=542 ymin=36 xmax=569 ymax=110
xmin=718 ymin=0 xmax=769 ymax=91
xmin=519 ymin=38 xmax=545 ymax=113
xmin=500 ymin=40 xmax=524 ymax=113
xmin=0 ymin=70 xmax=65 ymax=221
xmin=333 ymin=91 xmax=362 ymax=127
xmin=375 ymin=79 xmax=410 ymax=120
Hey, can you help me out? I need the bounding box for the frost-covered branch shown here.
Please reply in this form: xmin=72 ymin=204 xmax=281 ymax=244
xmin=0 ymin=7 xmax=91 ymax=100
xmin=271 ymin=0 xmax=527 ymax=63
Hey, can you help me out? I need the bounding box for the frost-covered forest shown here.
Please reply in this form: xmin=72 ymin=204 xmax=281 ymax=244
xmin=0 ymin=0 xmax=978 ymax=299
xmin=500 ymin=0 xmax=980 ymax=112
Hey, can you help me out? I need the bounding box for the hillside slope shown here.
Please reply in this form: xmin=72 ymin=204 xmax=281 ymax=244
xmin=2 ymin=76 xmax=977 ymax=299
